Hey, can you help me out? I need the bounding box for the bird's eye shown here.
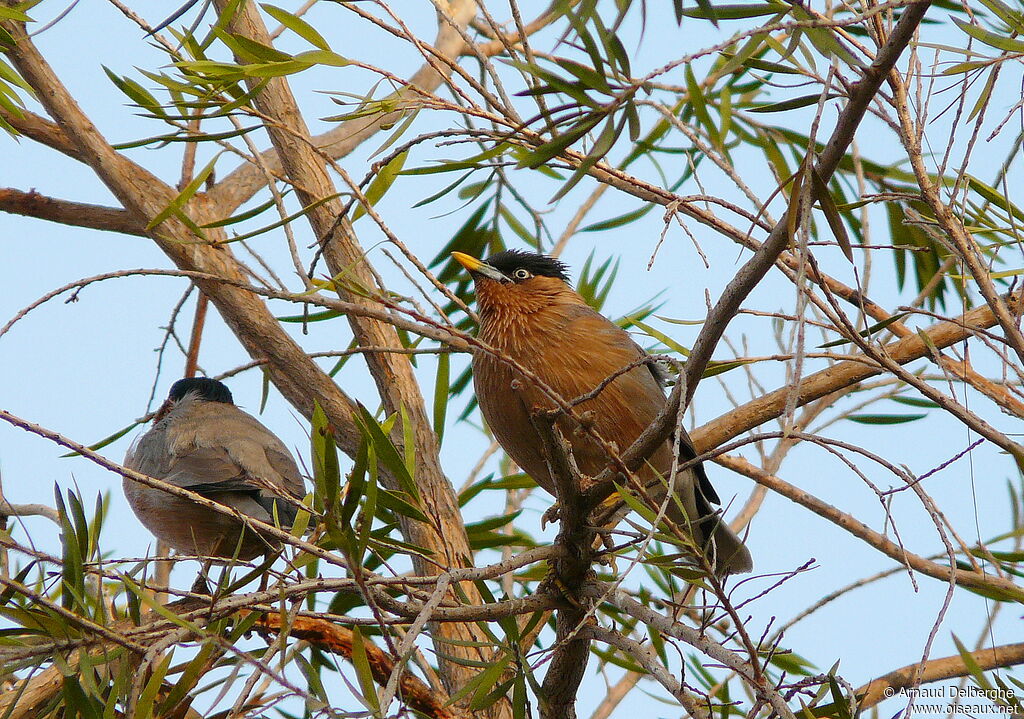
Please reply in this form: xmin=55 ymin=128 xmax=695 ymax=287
xmin=512 ymin=268 xmax=532 ymax=280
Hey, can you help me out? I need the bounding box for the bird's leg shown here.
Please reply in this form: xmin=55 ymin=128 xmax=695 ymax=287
xmin=190 ymin=558 xmax=212 ymax=595
xmin=540 ymin=502 xmax=561 ymax=529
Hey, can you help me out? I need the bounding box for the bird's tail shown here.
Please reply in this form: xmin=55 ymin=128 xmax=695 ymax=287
xmin=694 ymin=511 xmax=753 ymax=575
xmin=661 ymin=471 xmax=753 ymax=576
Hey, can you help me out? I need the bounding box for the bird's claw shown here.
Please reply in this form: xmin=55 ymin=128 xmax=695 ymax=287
xmin=541 ymin=503 xmax=561 ymax=530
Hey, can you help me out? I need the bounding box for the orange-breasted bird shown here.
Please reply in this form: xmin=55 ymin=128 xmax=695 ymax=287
xmin=124 ymin=377 xmax=306 ymax=561
xmin=453 ymin=249 xmax=752 ymax=575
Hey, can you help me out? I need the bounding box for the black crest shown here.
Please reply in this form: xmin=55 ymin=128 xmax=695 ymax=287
xmin=485 ymin=249 xmax=570 ymax=282
xmin=168 ymin=377 xmax=234 ymax=404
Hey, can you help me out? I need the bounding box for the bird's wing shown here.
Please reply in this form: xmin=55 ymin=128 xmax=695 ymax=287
xmin=166 ymin=402 xmax=306 ymax=503
xmin=561 ymin=303 xmax=721 ymax=507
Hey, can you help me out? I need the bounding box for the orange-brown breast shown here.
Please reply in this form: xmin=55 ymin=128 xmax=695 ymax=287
xmin=472 ymin=277 xmax=673 ymax=494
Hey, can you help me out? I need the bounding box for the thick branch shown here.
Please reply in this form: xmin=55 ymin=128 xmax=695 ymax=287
xmin=206 ymin=1 xmax=477 ymax=213
xmin=715 ymin=453 xmax=1024 ymax=602
xmin=531 ymin=413 xmax=593 ymax=719
xmin=253 ymin=612 xmax=467 ymax=719
xmin=0 ymin=187 xmax=143 ymax=235
xmin=213 ymin=1 xmax=500 ymax=705
xmin=1 ymin=15 xmax=369 ymax=460
xmin=0 ymin=106 xmax=83 ymax=161
xmin=694 ymin=291 xmax=1020 ymax=450
xmin=856 ymin=642 xmax=1024 ymax=709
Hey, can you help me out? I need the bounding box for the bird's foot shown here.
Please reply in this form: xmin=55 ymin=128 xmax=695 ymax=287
xmin=540 ymin=567 xmax=585 ymax=610
xmin=541 ymin=503 xmax=561 ymax=530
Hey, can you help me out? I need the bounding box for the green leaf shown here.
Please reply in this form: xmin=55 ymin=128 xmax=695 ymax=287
xmin=352 ymin=150 xmax=407 ymax=222
xmin=953 ymin=17 xmax=1024 ymax=52
xmin=810 ymin=166 xmax=853 ymax=262
xmin=446 ymin=654 xmax=512 ymax=709
xmin=201 ymin=195 xmax=280 ymax=228
xmin=847 ymin=413 xmax=927 ymax=425
xmin=554 ymin=57 xmax=611 ymax=93
xmin=685 ymin=65 xmax=720 ymax=149
xmin=60 ymin=422 xmax=140 ymax=458
xmin=519 ymin=114 xmax=603 ymax=169
xmin=136 ymin=651 xmax=174 ymax=719
xmin=551 ymin=112 xmax=621 ymax=201
xmin=311 ymin=401 xmax=340 ymax=518
xmin=749 ymin=93 xmax=841 ymax=113
xmin=213 ymin=27 xmax=293 ymax=62
xmin=967 ymin=174 xmax=1024 ymax=224
xmin=678 ymin=2 xmax=784 ymax=19
xmin=613 ymin=482 xmax=658 ymax=524
xmin=102 ymin=67 xmax=167 ymax=118
xmin=0 ymin=5 xmax=32 ymax=22
xmin=350 ymin=626 xmax=380 ymax=711
xmin=146 ymin=152 xmax=220 ymax=233
xmin=293 ymin=49 xmax=349 ymax=67
xmin=403 ymin=143 xmax=509 ymax=175
xmin=433 ymin=352 xmax=450 ymax=443
xmin=580 ymin=204 xmax=654 ymax=232
xmin=216 ymin=192 xmax=341 ymax=243
xmin=628 ymin=318 xmax=690 ymax=357
xmin=890 ymin=396 xmax=940 ymax=409
xmin=261 ymin=4 xmax=330 ymax=50
xmin=354 ymin=405 xmax=421 ymax=503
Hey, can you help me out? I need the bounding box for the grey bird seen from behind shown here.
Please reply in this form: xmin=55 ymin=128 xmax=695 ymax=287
xmin=124 ymin=377 xmax=306 ymax=561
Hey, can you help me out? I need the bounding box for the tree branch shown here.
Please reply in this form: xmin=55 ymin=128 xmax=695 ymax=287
xmin=212 ymin=2 xmax=504 ymax=706
xmin=205 ymin=0 xmax=478 ymax=213
xmin=588 ymin=0 xmax=935 ymax=485
xmin=530 ymin=412 xmax=593 ymax=719
xmin=694 ymin=291 xmax=1020 ymax=451
xmin=715 ymin=453 xmax=1024 ymax=602
xmin=253 ymin=611 xmax=468 ymax=719
xmin=856 ymin=642 xmax=1024 ymax=709
xmin=1 ymin=12 xmax=370 ymax=463
xmin=0 ymin=187 xmax=143 ymax=235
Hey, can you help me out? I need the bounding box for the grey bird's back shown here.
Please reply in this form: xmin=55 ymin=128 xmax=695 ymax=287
xmin=124 ymin=383 xmax=305 ymax=560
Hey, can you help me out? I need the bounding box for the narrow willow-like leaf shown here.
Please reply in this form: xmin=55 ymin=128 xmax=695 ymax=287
xmin=369 ymin=107 xmax=419 ymax=158
xmin=261 ymin=4 xmax=330 ymax=50
xmin=685 ymin=65 xmax=720 ymax=149
xmin=350 ymin=626 xmax=381 ymax=712
xmin=352 ymin=150 xmax=407 ymax=221
xmin=103 ymin=67 xmax=167 ymax=118
xmin=519 ymin=113 xmax=603 ymax=169
xmin=677 ymin=2 xmax=785 ymax=19
xmin=433 ymin=352 xmax=450 ymax=443
xmin=580 ymin=204 xmax=653 ymax=232
xmin=311 ymin=401 xmax=340 ymax=516
xmin=750 ymin=93 xmax=841 ymax=113
xmin=817 ymin=312 xmax=909 ymax=347
xmin=847 ymin=413 xmax=927 ymax=425
xmin=60 ymin=422 xmax=140 ymax=458
xmin=146 ymin=153 xmax=220 ymax=232
xmin=135 ymin=651 xmax=174 ymax=719
xmin=629 ymin=318 xmax=691 ymax=356
xmin=213 ymin=27 xmax=293 ymax=63
xmin=354 ymin=404 xmax=420 ymax=502
xmin=551 ymin=111 xmax=620 ymax=201
xmin=216 ymin=192 xmax=340 ymax=243
xmin=811 ymin=166 xmax=853 ymax=261
xmin=953 ymin=17 xmax=1024 ymax=52
xmin=403 ymin=143 xmax=509 ymax=175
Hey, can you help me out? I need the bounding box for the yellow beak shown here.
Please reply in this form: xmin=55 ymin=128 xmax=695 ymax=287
xmin=451 ymin=251 xmax=483 ymax=272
